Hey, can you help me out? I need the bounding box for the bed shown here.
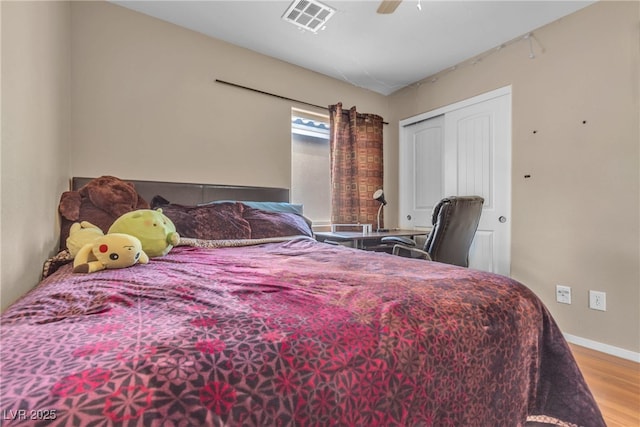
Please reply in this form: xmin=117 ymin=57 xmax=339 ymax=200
xmin=0 ymin=178 xmax=604 ymax=426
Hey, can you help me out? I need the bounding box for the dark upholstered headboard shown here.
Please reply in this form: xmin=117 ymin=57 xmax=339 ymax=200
xmin=71 ymin=177 xmax=290 ymax=205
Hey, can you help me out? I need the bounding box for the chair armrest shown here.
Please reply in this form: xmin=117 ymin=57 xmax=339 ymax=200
xmin=392 ymin=244 xmax=432 ymax=260
xmin=381 ymin=236 xmax=416 ymax=246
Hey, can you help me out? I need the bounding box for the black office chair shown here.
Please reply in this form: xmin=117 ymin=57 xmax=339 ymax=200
xmin=383 ymin=196 xmax=484 ymax=267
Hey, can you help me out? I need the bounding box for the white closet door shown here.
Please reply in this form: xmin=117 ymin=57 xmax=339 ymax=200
xmin=399 ymin=87 xmax=511 ymax=276
xmin=444 ymin=93 xmax=511 ymax=275
xmin=399 ymin=115 xmax=444 ymax=229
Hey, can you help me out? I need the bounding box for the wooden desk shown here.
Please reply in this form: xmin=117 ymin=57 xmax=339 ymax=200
xmin=314 ymin=229 xmax=427 ymax=251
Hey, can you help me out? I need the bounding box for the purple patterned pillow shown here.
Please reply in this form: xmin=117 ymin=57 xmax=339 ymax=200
xmin=157 ymin=202 xmax=251 ymax=240
xmin=242 ymin=206 xmax=313 ymax=239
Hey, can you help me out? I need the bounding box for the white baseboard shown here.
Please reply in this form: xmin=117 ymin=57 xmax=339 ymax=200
xmin=564 ymin=333 xmax=640 ymax=363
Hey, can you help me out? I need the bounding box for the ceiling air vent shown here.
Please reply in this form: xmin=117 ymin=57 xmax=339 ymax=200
xmin=282 ymin=0 xmax=336 ymax=33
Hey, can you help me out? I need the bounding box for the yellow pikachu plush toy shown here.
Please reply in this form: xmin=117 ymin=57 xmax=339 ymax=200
xmin=73 ymin=233 xmax=149 ymax=274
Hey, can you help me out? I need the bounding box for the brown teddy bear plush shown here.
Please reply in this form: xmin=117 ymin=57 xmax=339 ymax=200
xmin=58 ymin=176 xmax=149 ymax=251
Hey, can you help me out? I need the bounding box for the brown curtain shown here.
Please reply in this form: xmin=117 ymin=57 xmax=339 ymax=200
xmin=329 ymin=103 xmax=384 ymax=227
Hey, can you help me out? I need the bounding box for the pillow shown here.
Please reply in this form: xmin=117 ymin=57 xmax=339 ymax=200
xmin=206 ymin=200 xmax=304 ymax=216
xmin=238 ymin=202 xmax=313 ymax=229
xmin=242 ymin=206 xmax=313 ymax=239
xmin=154 ymin=201 xmax=252 ymax=240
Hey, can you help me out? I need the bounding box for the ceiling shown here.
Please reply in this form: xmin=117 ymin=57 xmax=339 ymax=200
xmin=111 ymin=0 xmax=594 ymax=96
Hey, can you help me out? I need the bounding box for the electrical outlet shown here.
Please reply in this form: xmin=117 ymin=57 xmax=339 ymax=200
xmin=589 ymin=290 xmax=606 ymax=311
xmin=556 ymin=285 xmax=571 ymax=304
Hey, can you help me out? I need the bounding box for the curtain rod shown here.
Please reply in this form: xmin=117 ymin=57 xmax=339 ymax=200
xmin=214 ymin=79 xmax=388 ymax=125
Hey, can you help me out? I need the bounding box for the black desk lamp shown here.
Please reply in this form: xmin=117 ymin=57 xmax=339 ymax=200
xmin=373 ymin=189 xmax=388 ymax=232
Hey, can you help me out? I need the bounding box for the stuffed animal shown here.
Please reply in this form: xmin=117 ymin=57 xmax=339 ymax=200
xmin=66 ymin=221 xmax=105 ymax=259
xmin=59 ymin=176 xmax=148 ymax=221
xmin=58 ymin=176 xmax=149 ymax=251
xmin=108 ymin=209 xmax=180 ymax=257
xmin=73 ymin=233 xmax=149 ymax=274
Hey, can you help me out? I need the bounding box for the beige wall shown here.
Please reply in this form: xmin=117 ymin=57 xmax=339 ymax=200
xmin=70 ymin=1 xmax=389 ymax=190
xmin=1 ymin=1 xmax=71 ymax=310
xmin=389 ymin=1 xmax=639 ymax=354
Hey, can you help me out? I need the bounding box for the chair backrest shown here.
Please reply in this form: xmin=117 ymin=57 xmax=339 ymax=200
xmin=423 ymin=196 xmax=484 ymax=267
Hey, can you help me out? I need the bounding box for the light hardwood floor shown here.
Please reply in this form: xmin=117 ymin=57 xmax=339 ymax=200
xmin=569 ymin=344 xmax=640 ymax=427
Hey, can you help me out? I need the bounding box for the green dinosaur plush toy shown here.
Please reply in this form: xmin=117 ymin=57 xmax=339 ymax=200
xmin=108 ymin=209 xmax=180 ymax=257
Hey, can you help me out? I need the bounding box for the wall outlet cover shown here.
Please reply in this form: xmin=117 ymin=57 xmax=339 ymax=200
xmin=556 ymin=285 xmax=572 ymax=304
xmin=589 ymin=290 xmax=606 ymax=311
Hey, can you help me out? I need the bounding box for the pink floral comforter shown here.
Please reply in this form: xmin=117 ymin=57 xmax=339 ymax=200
xmin=1 ymin=237 xmax=603 ymax=426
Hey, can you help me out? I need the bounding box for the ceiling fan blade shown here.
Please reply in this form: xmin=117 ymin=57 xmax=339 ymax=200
xmin=377 ymin=0 xmax=402 ymax=14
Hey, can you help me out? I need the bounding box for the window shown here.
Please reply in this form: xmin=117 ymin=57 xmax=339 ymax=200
xmin=290 ymin=108 xmax=331 ymax=227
